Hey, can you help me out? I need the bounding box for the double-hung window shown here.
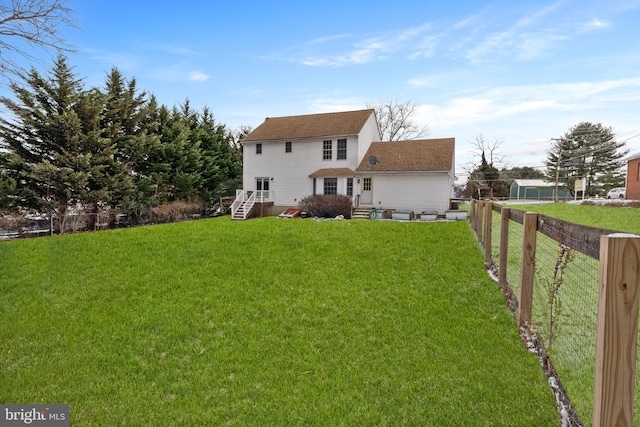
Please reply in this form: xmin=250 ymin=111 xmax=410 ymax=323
xmin=285 ymin=141 xmax=292 ymax=153
xmin=324 ymin=178 xmax=337 ymax=195
xmin=256 ymin=143 xmax=262 ymax=154
xmin=323 ymin=140 xmax=332 ymax=160
xmin=337 ymin=139 xmax=347 ymax=160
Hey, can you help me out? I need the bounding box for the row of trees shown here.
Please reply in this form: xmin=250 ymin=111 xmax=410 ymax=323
xmin=462 ymin=124 xmax=628 ymax=199
xmin=0 ymin=55 xmax=242 ymax=227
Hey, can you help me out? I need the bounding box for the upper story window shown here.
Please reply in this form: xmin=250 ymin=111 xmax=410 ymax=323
xmin=323 ymin=140 xmax=332 ymax=160
xmin=285 ymin=141 xmax=292 ymax=153
xmin=256 ymin=143 xmax=262 ymax=154
xmin=337 ymin=139 xmax=347 ymax=160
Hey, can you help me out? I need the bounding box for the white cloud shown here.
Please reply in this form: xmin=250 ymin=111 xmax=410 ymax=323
xmin=408 ymin=35 xmax=439 ymax=60
xmin=188 ymin=71 xmax=210 ymax=82
xmin=292 ymin=22 xmax=433 ymax=67
xmin=414 ymin=77 xmax=640 ymax=129
xmin=579 ymin=18 xmax=611 ymax=32
xmin=458 ymin=3 xmax=578 ymax=63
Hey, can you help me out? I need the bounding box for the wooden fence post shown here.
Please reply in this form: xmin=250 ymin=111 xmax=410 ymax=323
xmin=517 ymin=212 xmax=537 ymax=327
xmin=469 ymin=200 xmax=475 ymax=232
xmin=476 ymin=201 xmax=485 ymax=243
xmin=499 ymin=207 xmax=510 ymax=287
xmin=484 ymin=201 xmax=493 ymax=265
xmin=593 ymin=234 xmax=640 ymax=427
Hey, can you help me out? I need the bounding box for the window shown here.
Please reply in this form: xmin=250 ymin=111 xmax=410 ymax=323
xmin=256 ymin=177 xmax=269 ymax=192
xmin=363 ymin=177 xmax=372 ymax=191
xmin=323 ymin=140 xmax=332 ymax=160
xmin=346 ymin=178 xmax=353 ymax=197
xmin=256 ymin=143 xmax=262 ymax=154
xmin=285 ymin=141 xmax=292 ymax=153
xmin=324 ymin=178 xmax=337 ymax=195
xmin=637 ymin=163 xmax=640 ymax=181
xmin=337 ymin=139 xmax=347 ymax=160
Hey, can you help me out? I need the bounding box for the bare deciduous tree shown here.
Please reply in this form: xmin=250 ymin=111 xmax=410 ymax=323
xmin=462 ymin=134 xmax=510 ymax=199
xmin=0 ymin=0 xmax=75 ymax=82
xmin=367 ymin=99 xmax=429 ymax=141
xmin=467 ymin=133 xmax=508 ymax=170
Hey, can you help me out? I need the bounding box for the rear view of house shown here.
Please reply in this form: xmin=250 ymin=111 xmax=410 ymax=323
xmin=235 ymin=109 xmax=455 ymax=219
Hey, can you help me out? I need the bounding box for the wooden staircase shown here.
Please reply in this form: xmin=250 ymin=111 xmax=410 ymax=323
xmin=232 ymin=202 xmax=251 ymax=220
xmin=231 ymin=191 xmax=256 ymax=220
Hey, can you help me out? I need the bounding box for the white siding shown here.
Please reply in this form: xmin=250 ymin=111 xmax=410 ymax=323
xmin=357 ymin=113 xmax=382 ymax=160
xmin=243 ymin=136 xmax=360 ymax=206
xmin=370 ymin=173 xmax=452 ymax=213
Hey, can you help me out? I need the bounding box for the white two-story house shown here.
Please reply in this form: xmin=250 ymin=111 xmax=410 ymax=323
xmin=234 ymin=109 xmax=455 ymax=219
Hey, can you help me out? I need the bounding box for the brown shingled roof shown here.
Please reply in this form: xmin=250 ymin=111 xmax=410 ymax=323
xmin=242 ymin=109 xmax=375 ymax=142
xmin=356 ymin=138 xmax=455 ymax=172
xmin=308 ymin=168 xmax=358 ymax=178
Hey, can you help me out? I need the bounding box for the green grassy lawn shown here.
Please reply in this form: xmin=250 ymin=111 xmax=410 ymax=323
xmin=0 ymin=218 xmax=559 ymax=426
xmin=504 ymin=202 xmax=640 ymax=234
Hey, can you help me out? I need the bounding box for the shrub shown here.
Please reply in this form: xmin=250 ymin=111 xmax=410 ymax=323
xmin=298 ymin=194 xmax=352 ymax=219
xmin=0 ymin=213 xmax=28 ymax=231
xmin=147 ymin=201 xmax=205 ymax=224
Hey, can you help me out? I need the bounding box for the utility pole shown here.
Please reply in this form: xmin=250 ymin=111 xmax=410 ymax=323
xmin=551 ymin=138 xmax=563 ymax=203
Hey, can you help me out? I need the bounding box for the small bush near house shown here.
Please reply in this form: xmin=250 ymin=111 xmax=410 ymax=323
xmin=298 ymin=194 xmax=352 ymax=218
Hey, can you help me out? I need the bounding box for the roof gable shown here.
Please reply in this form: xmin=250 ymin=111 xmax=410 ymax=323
xmin=356 ymin=138 xmax=455 ymax=172
xmin=242 ymin=109 xmax=375 ymax=142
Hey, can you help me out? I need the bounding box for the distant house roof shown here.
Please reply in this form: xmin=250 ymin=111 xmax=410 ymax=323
xmin=242 ymin=109 xmax=375 ymax=142
xmin=308 ymin=168 xmax=357 ymax=178
xmin=356 ymin=138 xmax=454 ymax=172
xmin=625 ymin=152 xmax=640 ymax=162
xmin=511 ymin=179 xmax=555 ymax=188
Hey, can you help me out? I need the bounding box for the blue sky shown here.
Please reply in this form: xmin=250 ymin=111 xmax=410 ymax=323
xmin=9 ymin=0 xmax=640 ymax=177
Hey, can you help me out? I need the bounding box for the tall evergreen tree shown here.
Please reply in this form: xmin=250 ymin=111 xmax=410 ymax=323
xmin=0 ymin=55 xmax=89 ymax=220
xmin=195 ymin=107 xmax=241 ymax=201
xmin=100 ymin=67 xmax=161 ymax=222
xmin=0 ymin=155 xmax=16 ymax=210
xmin=0 ymin=55 xmax=121 ymax=231
xmin=544 ymin=122 xmax=627 ymax=196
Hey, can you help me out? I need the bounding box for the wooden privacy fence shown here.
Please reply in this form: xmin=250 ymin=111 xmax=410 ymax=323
xmin=470 ymin=199 xmax=640 ymax=427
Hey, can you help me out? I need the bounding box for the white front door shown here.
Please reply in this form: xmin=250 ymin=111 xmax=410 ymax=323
xmin=361 ymin=177 xmax=372 ymax=204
